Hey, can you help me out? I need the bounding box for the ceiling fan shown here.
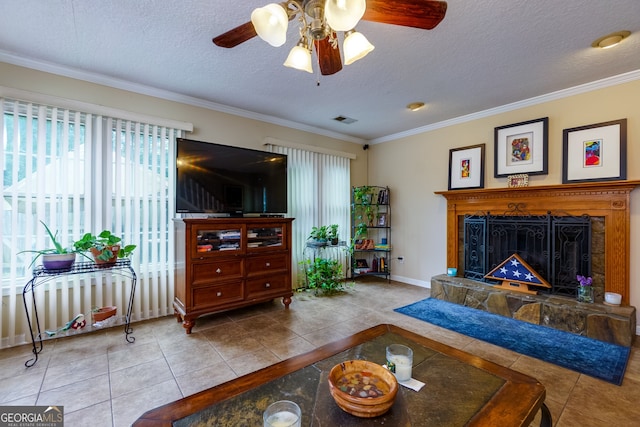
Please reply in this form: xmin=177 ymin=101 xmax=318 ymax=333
xmin=212 ymin=0 xmax=447 ymax=75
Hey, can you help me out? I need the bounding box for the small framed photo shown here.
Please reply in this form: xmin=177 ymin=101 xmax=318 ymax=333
xmin=377 ymin=213 xmax=387 ymax=227
xmin=494 ymin=117 xmax=548 ymax=177
xmin=562 ymin=119 xmax=627 ymax=183
xmin=448 ymin=144 xmax=485 ymax=190
xmin=507 ymin=174 xmax=529 ymax=188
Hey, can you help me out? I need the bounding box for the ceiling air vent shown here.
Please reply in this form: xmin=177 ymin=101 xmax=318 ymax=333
xmin=333 ymin=115 xmax=357 ymax=124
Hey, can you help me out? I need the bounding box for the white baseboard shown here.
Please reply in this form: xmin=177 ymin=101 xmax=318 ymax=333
xmin=390 ymin=274 xmax=430 ymax=288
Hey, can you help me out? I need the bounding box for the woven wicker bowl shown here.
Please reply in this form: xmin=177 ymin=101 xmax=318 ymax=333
xmin=328 ymin=360 xmax=398 ymax=418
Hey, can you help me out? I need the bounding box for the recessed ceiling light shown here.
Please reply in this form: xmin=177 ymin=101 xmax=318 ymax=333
xmin=407 ymin=102 xmax=426 ymax=112
xmin=591 ymin=31 xmax=631 ymax=49
xmin=333 ymin=115 xmax=357 ymax=124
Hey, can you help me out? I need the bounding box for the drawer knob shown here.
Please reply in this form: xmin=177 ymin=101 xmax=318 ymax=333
xmin=265 ymin=282 xmax=271 ymax=288
xmin=216 ymin=291 xmax=222 ymax=297
xmin=216 ymin=268 xmax=222 ymax=274
xmin=265 ymin=262 xmax=271 ymax=267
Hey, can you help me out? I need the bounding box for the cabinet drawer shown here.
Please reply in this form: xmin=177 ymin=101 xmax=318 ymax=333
xmin=245 ymin=254 xmax=288 ymax=276
xmin=192 ymin=260 xmax=243 ymax=286
xmin=192 ymin=282 xmax=243 ymax=309
xmin=246 ymin=274 xmax=289 ymax=298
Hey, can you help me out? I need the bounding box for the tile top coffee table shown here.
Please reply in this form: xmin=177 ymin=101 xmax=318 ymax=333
xmin=133 ymin=324 xmax=546 ymax=426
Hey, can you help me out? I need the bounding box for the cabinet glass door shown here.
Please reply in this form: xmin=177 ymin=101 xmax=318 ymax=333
xmin=247 ymin=226 xmax=284 ymax=251
xmin=194 ymin=227 xmax=243 ymax=256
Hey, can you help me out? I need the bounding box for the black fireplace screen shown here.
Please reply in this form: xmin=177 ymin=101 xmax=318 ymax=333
xmin=463 ymin=207 xmax=591 ymax=296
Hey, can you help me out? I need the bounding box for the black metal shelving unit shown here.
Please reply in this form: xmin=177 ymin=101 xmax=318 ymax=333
xmin=350 ymin=186 xmax=391 ymax=281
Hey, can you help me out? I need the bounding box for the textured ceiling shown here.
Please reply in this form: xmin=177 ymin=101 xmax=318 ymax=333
xmin=0 ymin=0 xmax=639 ymax=143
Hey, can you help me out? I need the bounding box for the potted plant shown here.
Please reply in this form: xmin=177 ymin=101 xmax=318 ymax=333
xmin=301 ymin=257 xmax=345 ymax=295
xmin=327 ymin=224 xmax=339 ymax=245
xmin=18 ymin=220 xmax=77 ymax=271
xmin=353 ymin=186 xmax=373 ymax=205
xmin=74 ymin=230 xmax=136 ymax=265
xmin=307 ymin=225 xmax=329 ymax=247
xmin=92 ymin=305 xmax=118 ymax=322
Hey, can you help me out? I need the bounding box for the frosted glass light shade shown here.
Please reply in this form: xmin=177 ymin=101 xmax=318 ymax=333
xmin=251 ymin=3 xmax=288 ymax=47
xmin=343 ymin=31 xmax=374 ymax=65
xmin=325 ymin=0 xmax=366 ymax=31
xmin=284 ymin=45 xmax=313 ymax=73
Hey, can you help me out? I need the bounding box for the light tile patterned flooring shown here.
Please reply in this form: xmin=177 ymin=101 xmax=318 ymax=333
xmin=1 ymin=279 xmax=639 ymax=426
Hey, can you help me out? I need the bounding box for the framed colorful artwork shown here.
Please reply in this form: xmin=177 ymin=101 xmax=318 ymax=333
xmin=562 ymin=119 xmax=627 ymax=183
xmin=494 ymin=117 xmax=548 ymax=177
xmin=448 ymin=144 xmax=485 ymax=190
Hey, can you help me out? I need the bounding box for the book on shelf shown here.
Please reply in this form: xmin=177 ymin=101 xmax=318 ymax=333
xmin=377 ymin=188 xmax=389 ymax=204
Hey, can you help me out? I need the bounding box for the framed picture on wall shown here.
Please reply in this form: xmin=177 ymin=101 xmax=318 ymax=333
xmin=448 ymin=144 xmax=485 ymax=190
xmin=494 ymin=117 xmax=548 ymax=177
xmin=562 ymin=119 xmax=627 ymax=183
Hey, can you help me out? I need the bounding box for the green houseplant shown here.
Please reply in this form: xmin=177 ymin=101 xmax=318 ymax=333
xmin=74 ymin=230 xmax=136 ymax=264
xmin=301 ymin=257 xmax=345 ymax=295
xmin=327 ymin=224 xmax=339 ymax=245
xmin=307 ymin=225 xmax=329 ymax=247
xmin=19 ymin=220 xmax=78 ymax=270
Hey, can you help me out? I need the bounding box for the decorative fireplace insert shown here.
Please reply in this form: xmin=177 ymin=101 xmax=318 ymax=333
xmin=463 ymin=203 xmax=592 ymax=296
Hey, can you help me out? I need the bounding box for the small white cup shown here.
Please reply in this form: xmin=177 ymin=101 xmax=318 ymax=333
xmin=386 ymin=344 xmax=413 ymax=382
xmin=604 ymin=292 xmax=621 ymax=306
xmin=263 ymin=400 xmax=301 ymax=427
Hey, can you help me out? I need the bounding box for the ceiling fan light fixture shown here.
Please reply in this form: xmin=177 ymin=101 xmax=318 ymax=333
xmin=284 ymin=40 xmax=313 ymax=73
xmin=325 ymin=0 xmax=366 ymax=32
xmin=591 ymin=31 xmax=631 ymax=49
xmin=343 ymin=29 xmax=374 ymax=65
xmin=251 ymin=3 xmax=289 ymax=47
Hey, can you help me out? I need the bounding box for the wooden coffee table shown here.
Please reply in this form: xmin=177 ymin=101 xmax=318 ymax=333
xmin=133 ymin=324 xmax=546 ymax=426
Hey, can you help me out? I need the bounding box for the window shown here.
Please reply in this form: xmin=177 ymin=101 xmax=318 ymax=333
xmin=1 ymin=96 xmax=186 ymax=347
xmin=268 ymin=144 xmax=351 ymax=286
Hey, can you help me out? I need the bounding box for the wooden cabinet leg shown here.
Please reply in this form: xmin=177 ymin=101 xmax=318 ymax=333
xmin=282 ymin=296 xmax=292 ymax=309
xmin=182 ymin=319 xmax=195 ymax=334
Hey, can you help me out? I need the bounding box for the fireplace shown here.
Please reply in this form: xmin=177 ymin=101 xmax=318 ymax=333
xmin=436 ymin=180 xmax=640 ymax=305
xmin=462 ymin=207 xmax=598 ymax=298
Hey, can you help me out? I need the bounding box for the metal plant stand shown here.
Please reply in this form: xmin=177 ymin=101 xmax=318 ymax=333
xmin=22 ymin=259 xmax=137 ymax=367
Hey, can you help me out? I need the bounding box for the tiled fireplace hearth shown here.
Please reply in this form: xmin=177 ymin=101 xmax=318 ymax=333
xmin=431 ymin=274 xmax=636 ymax=346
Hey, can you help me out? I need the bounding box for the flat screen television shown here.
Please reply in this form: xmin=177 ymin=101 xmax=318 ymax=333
xmin=176 ymin=138 xmax=287 ymax=215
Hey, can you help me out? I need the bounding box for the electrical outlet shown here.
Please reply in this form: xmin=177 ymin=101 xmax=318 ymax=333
xmin=397 ymin=256 xmax=404 ymax=264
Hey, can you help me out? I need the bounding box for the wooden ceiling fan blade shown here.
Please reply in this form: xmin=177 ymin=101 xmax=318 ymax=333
xmin=363 ymin=0 xmax=447 ymax=30
xmin=212 ymin=21 xmax=257 ymax=48
xmin=314 ymin=37 xmax=343 ymax=76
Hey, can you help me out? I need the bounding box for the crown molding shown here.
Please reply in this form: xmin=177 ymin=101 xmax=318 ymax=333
xmin=0 ymin=51 xmax=366 ymax=145
xmin=371 ymin=69 xmax=640 ymax=145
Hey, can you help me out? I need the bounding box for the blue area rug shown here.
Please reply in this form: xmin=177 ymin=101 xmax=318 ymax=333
xmin=395 ymin=298 xmax=630 ymax=385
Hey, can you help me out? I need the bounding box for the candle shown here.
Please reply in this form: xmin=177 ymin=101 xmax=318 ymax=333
xmin=263 ymin=401 xmax=301 ymax=427
xmin=388 ymin=354 xmax=412 ymax=381
xmin=264 ymin=411 xmax=300 ymax=427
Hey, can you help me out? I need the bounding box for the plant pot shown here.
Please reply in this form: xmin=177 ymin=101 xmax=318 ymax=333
xmin=90 ymin=245 xmax=120 ymax=265
xmin=577 ymin=286 xmax=594 ymax=303
xmin=42 ymin=253 xmax=76 ymax=271
xmin=92 ymin=306 xmax=117 ymax=322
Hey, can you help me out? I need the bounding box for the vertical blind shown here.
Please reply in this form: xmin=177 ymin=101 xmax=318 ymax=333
xmin=0 ymin=97 xmax=183 ymax=348
xmin=269 ymin=145 xmax=351 ymax=286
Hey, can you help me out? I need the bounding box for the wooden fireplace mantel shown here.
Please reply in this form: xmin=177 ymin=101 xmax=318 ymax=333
xmin=436 ymin=180 xmax=640 ymax=305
